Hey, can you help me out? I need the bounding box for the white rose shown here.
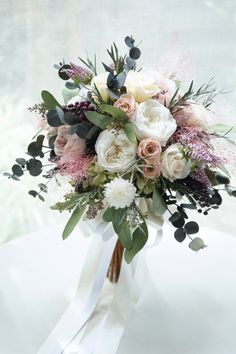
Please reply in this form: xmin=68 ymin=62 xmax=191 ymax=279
xmin=125 ymin=71 xmax=160 ymax=103
xmin=161 ymin=143 xmax=192 ymax=182
xmin=133 ymin=99 xmax=177 ymax=146
xmin=91 ymin=72 xmax=109 ymax=102
xmin=95 ymin=129 xmax=137 ymax=172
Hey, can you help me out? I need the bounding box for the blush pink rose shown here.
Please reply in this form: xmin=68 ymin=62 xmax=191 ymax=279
xmin=143 ymin=164 xmax=161 ymax=179
xmin=173 ymin=103 xmax=214 ymax=129
xmin=54 ymin=126 xmax=86 ymax=161
xmin=137 ymin=138 xmax=162 ymax=165
xmin=114 ymin=94 xmax=137 ymax=117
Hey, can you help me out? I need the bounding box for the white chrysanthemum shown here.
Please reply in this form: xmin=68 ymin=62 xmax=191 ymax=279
xmin=104 ymin=178 xmax=136 ymax=209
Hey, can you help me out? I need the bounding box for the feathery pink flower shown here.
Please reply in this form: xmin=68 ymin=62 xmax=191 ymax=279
xmin=63 ymin=63 xmax=92 ymax=84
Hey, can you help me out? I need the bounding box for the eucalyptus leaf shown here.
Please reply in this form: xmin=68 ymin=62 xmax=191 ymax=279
xmin=16 ymin=158 xmax=26 ymax=167
xmin=123 ymin=122 xmax=136 ymax=143
xmin=47 ymin=109 xmax=63 ymax=127
xmin=174 ymin=228 xmax=186 ymax=242
xmin=189 ymin=237 xmax=206 ymax=252
xmin=124 ymin=221 xmax=148 ymax=263
xmin=184 ymin=221 xmax=199 ymax=235
xmin=129 ymin=47 xmax=141 ymax=60
xmin=125 ymin=36 xmax=135 ymax=48
xmin=27 ymin=142 xmax=42 ymax=157
xmin=152 ymin=187 xmax=167 ymax=215
xmin=58 ymin=64 xmax=70 ymax=80
xmin=117 ymin=222 xmax=132 ymax=249
xmin=64 ymin=112 xmax=79 ymax=126
xmin=85 ymin=111 xmax=113 ymax=129
xmin=38 ymin=194 xmax=45 ymax=202
xmin=62 ymin=202 xmax=87 ymax=240
xmin=41 ymin=90 xmax=61 ymax=110
xmin=28 ymin=190 xmax=38 ymax=197
xmin=12 ymin=164 xmax=23 ymax=177
xmin=27 ymin=159 xmax=42 ymax=176
xmin=103 ymin=207 xmax=115 ymax=222
xmin=100 ymin=104 xmax=127 ymax=120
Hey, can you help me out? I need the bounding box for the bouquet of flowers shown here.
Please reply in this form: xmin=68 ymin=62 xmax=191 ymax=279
xmin=5 ymin=35 xmax=236 ymax=281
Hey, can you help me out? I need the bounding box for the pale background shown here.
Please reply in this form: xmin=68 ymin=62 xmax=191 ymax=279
xmin=1 ymin=0 xmax=236 ymax=243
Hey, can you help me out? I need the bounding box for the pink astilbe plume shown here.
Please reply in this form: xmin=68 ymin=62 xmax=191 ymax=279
xmin=171 ymin=126 xmax=223 ymax=166
xmin=157 ymin=33 xmax=193 ymax=81
xmin=63 ymin=63 xmax=92 ymax=84
xmin=58 ymin=155 xmax=93 ymax=183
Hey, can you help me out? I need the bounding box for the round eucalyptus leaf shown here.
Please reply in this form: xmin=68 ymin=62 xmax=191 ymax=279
xmin=210 ymin=192 xmax=222 ymax=206
xmin=65 ymin=81 xmax=80 ymax=90
xmin=125 ymin=36 xmax=135 ymax=48
xmin=16 ymin=158 xmax=26 ymax=167
xmin=12 ymin=164 xmax=23 ymax=177
xmin=129 ymin=47 xmax=141 ymax=60
xmin=185 ymin=221 xmax=199 ymax=235
xmin=27 ymin=142 xmax=42 ymax=157
xmin=47 ymin=109 xmax=63 ymax=127
xmin=28 ymin=190 xmax=38 ymax=198
xmin=189 ymin=237 xmax=206 ymax=252
xmin=38 ymin=183 xmax=48 ymax=193
xmin=174 ymin=228 xmax=186 ymax=242
xmin=58 ymin=64 xmax=71 ymax=80
xmin=27 ymin=159 xmax=42 ymax=176
xmin=215 ymin=174 xmax=230 ymax=185
xmin=64 ymin=112 xmax=79 ymax=126
xmin=169 ymin=212 xmax=185 ymax=228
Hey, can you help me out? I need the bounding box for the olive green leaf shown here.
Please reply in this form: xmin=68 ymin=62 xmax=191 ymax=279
xmin=124 ymin=221 xmax=148 ymax=263
xmin=85 ymin=111 xmax=114 ymax=129
xmin=152 ymin=186 xmax=167 ymax=215
xmin=41 ymin=90 xmax=61 ymax=110
xmin=62 ymin=202 xmax=87 ymax=240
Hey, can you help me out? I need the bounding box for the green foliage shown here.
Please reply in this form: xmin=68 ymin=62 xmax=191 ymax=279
xmin=122 ymin=122 xmax=136 ymax=143
xmin=85 ymin=111 xmax=114 ymax=129
xmin=124 ymin=221 xmax=148 ymax=263
xmin=62 ymin=202 xmax=87 ymax=240
xmin=189 ymin=237 xmax=206 ymax=251
xmin=152 ymin=186 xmax=167 ymax=215
xmin=100 ymin=104 xmax=127 ymax=121
xmin=41 ymin=90 xmax=61 ymax=110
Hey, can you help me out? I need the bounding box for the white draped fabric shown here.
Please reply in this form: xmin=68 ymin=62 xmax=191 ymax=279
xmin=0 ymin=223 xmax=236 ymax=354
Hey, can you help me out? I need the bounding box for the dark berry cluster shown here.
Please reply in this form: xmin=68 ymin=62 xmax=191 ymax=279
xmin=182 ymin=177 xmax=214 ymax=209
xmin=63 ymin=101 xmax=96 ymax=121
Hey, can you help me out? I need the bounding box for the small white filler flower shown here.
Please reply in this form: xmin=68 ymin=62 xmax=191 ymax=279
xmin=104 ymin=177 xmax=136 ymax=209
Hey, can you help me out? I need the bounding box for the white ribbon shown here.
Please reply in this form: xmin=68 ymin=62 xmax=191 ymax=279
xmin=38 ymin=216 xmax=163 ymax=354
xmin=38 ymin=221 xmax=117 ymax=354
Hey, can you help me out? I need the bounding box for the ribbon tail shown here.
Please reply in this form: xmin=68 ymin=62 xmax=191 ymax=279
xmin=38 ymin=223 xmax=116 ymax=354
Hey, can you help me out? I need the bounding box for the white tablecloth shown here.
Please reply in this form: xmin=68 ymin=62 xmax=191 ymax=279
xmin=0 ymin=223 xmax=236 ymax=354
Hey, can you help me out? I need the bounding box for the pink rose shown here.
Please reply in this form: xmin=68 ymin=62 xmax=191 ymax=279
xmin=173 ymin=103 xmax=214 ymax=129
xmin=114 ymin=94 xmax=137 ymax=117
xmin=54 ymin=126 xmax=86 ymax=161
xmin=137 ymin=138 xmax=162 ymax=165
xmin=143 ymin=164 xmax=161 ymax=179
